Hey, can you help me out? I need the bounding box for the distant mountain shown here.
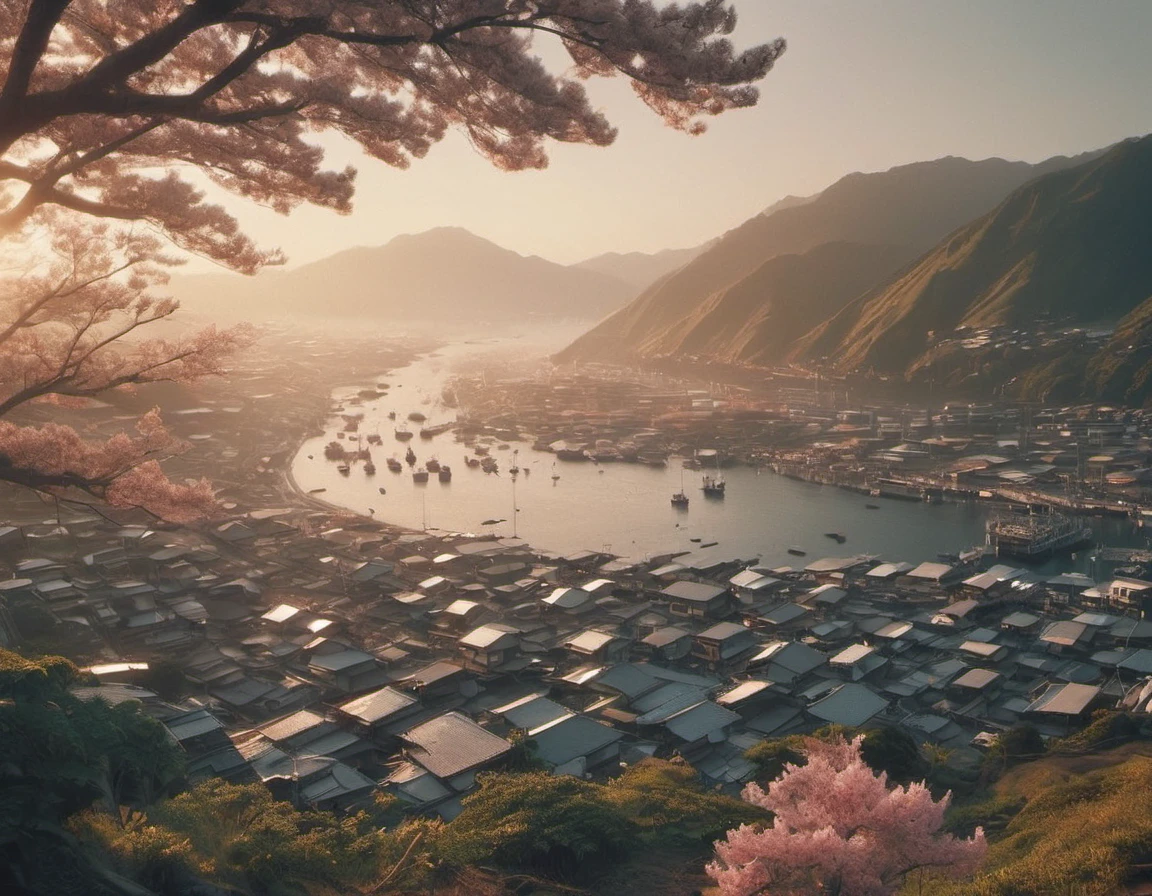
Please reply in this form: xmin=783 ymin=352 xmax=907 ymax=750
xmin=573 ymin=245 xmax=705 ymax=291
xmin=169 ymin=227 xmax=635 ymax=323
xmin=794 ymin=135 xmax=1152 ymax=381
xmin=556 ymin=150 xmax=1102 ymax=365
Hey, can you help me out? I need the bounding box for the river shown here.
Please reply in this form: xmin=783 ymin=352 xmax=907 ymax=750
xmin=290 ymin=333 xmax=1142 ymax=574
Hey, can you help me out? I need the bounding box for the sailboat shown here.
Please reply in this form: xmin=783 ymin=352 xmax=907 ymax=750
xmin=551 ymin=462 xmax=560 ymax=483
xmin=671 ymin=468 xmax=689 ymax=507
xmin=509 ymin=449 xmax=520 ymax=476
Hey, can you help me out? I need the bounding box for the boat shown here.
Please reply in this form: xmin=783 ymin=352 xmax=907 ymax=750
xmin=438 ymin=465 xmax=452 ymax=482
xmin=425 ymin=458 xmax=441 ymax=473
xmin=702 ymin=475 xmax=726 ymax=497
xmin=701 ymin=541 xmax=718 ymax=548
xmin=394 ymin=426 xmax=413 ymax=441
xmin=465 ymin=456 xmax=481 ymax=468
xmin=481 ymin=457 xmax=498 ymax=473
xmin=324 ymin=441 xmax=346 ymax=460
xmin=824 ymin=532 xmax=846 ymax=543
xmin=387 ymin=411 xmax=396 ymax=420
xmin=405 ymin=446 xmax=416 ymax=466
xmin=985 ymin=513 xmax=1093 ymax=560
xmin=690 ymin=537 xmax=702 ymax=543
xmin=367 ymin=433 xmax=383 ymax=445
xmin=671 ymin=491 xmax=689 ymax=507
xmin=509 ymin=449 xmax=520 ymax=476
xmin=865 ymin=503 xmax=880 ymax=510
xmin=307 ymin=488 xmax=327 ymax=494
xmin=474 ymin=445 xmax=490 ymax=457
xmin=387 ymin=457 xmax=402 ymax=472
xmin=787 ymin=547 xmax=807 ymax=556
xmin=408 ymin=411 xmax=426 ymax=422
xmin=378 ymin=487 xmax=386 ymax=495
xmin=363 ymin=461 xmax=376 ymax=475
xmin=420 ymin=422 xmax=454 ymax=439
xmin=412 ymin=468 xmax=429 ymax=483
xmin=337 ymin=463 xmax=350 ymax=475
xmin=551 ymin=462 xmax=560 ymax=483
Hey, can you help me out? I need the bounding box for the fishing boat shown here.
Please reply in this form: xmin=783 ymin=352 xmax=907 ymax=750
xmin=671 ymin=491 xmax=689 ymax=507
xmin=412 ymin=468 xmax=429 ymax=483
xmin=465 ymin=456 xmax=480 ymax=468
xmin=363 ymin=461 xmax=376 ymax=475
xmin=824 ymin=532 xmax=847 ymax=543
xmin=702 ymin=474 xmax=726 ymax=497
xmin=337 ymin=463 xmax=350 ymax=475
xmin=378 ymin=487 xmax=386 ymax=495
xmin=701 ymin=451 xmax=726 ymax=497
xmin=307 ymin=488 xmax=327 ymax=494
xmin=438 ymin=465 xmax=452 ymax=482
xmin=386 ymin=457 xmax=402 ymax=472
xmin=551 ymin=462 xmax=560 ymax=482
xmin=787 ymin=547 xmax=807 ymax=556
xmin=408 ymin=411 xmax=426 ymax=423
xmin=509 ymin=449 xmax=520 ymax=476
xmin=388 ymin=411 xmax=396 ymax=420
xmin=420 ymin=422 xmax=454 ymax=439
xmin=395 ymin=426 xmax=413 ymax=441
xmin=405 ymin=446 xmax=417 ymax=466
xmin=425 ymin=458 xmax=441 ymax=473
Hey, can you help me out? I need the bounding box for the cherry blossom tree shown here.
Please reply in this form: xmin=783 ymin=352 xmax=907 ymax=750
xmin=707 ymin=736 xmax=986 ymax=896
xmin=0 ymin=0 xmax=783 ymax=519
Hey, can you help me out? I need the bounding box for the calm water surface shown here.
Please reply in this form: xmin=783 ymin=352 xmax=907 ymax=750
xmin=291 ymin=335 xmax=1143 ymax=572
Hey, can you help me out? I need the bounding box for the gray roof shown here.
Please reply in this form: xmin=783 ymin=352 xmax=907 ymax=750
xmin=1026 ymin=682 xmax=1102 ymax=716
xmin=259 ymin=709 xmax=328 ymax=743
xmin=697 ymin=621 xmax=753 ymax=642
xmin=663 ymin=701 xmax=741 ymax=742
xmin=952 ymin=668 xmax=1001 ymax=690
xmin=660 ymin=580 xmax=727 ymax=603
xmin=338 ymin=687 xmax=418 ymax=725
xmin=459 ymin=623 xmax=520 ymax=649
xmin=402 ymin=711 xmax=511 ymax=778
xmin=641 ymin=626 xmax=691 ymax=648
xmin=529 ymin=714 xmax=622 ymax=765
xmin=594 ymin=663 xmax=661 ymax=699
xmin=807 ymin=683 xmax=888 ymax=727
xmin=494 ymin=694 xmax=572 ymax=731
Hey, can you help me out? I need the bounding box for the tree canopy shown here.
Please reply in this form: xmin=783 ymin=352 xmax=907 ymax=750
xmin=0 ymin=0 xmax=783 ymax=519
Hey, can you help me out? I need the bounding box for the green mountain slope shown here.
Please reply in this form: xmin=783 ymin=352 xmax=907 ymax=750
xmin=794 ymin=135 xmax=1152 ymax=376
xmin=557 ymin=151 xmax=1099 ymax=364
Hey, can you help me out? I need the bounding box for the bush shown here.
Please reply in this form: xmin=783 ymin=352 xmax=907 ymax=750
xmin=1056 ymin=710 xmax=1141 ymax=753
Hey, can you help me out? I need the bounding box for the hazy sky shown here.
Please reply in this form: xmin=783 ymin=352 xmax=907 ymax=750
xmin=213 ymin=0 xmax=1152 ymax=270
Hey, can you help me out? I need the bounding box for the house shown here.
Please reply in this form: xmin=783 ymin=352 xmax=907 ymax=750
xmin=334 ymin=686 xmax=422 ymax=737
xmin=691 ymin=622 xmax=760 ymax=671
xmin=1109 ymin=577 xmax=1152 ymax=615
xmin=540 ymin=586 xmax=596 ymax=615
xmin=563 ymin=629 xmax=631 ymax=663
xmin=458 ymin=623 xmax=521 ymax=671
xmin=828 ymin=643 xmax=887 ymax=681
xmin=807 ymin=682 xmax=889 ymax=728
xmin=307 ymin=645 xmax=384 ymax=693
xmin=398 ymin=711 xmax=512 ymax=788
xmin=1024 ymin=682 xmax=1107 ymax=730
xmin=639 ymin=626 xmax=693 ymax=662
xmin=657 ymin=581 xmax=732 ymax=620
xmin=746 ymin=640 xmax=827 ymax=685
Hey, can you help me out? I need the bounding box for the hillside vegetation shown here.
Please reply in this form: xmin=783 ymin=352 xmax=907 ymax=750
xmin=557 ymin=150 xmax=1098 ymax=365
xmin=795 ymin=135 xmax=1152 ymax=386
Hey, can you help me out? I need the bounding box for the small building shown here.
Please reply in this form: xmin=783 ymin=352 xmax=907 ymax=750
xmin=658 ymin=581 xmax=733 ymax=619
xmin=458 ymin=623 xmax=521 ymax=671
xmin=691 ymin=622 xmax=760 ymax=671
xmin=563 ymin=629 xmax=631 ymax=663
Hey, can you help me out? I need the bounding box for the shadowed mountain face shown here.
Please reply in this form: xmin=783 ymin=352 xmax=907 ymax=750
xmin=169 ymin=227 xmax=637 ymax=324
xmin=794 ymin=135 xmax=1152 ymax=379
xmin=556 ymin=150 xmax=1101 ymax=365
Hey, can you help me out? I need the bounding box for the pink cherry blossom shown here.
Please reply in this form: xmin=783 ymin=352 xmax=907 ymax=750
xmin=708 ymin=736 xmax=986 ymax=896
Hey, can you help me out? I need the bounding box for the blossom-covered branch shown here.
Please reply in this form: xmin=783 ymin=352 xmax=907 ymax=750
xmin=708 ymin=736 xmax=986 ymax=896
xmin=0 ymin=0 xmax=785 ymax=271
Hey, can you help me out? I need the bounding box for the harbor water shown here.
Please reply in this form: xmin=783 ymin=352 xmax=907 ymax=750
xmin=290 ymin=336 xmax=1144 ymax=573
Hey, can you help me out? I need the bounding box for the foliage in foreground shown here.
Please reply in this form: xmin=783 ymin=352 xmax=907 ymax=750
xmin=924 ymin=752 xmax=1152 ymax=896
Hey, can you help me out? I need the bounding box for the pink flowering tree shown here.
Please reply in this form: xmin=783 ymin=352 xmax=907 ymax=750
xmin=0 ymin=1 xmax=784 ymax=519
xmin=707 ymin=736 xmax=987 ymax=896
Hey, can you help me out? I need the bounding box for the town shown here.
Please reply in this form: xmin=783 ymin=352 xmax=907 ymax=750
xmin=4 ymin=330 xmax=1152 ymax=824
